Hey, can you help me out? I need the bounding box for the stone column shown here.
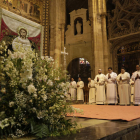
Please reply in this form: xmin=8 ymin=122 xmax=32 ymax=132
xmin=49 ymin=0 xmax=66 ymax=69
xmin=61 ymin=24 xmax=66 ymax=70
xmin=88 ymin=0 xmax=94 ymax=79
xmin=101 ymin=0 xmax=109 ymax=74
xmin=101 ymin=13 xmax=109 ymax=74
xmin=90 ymin=0 xmax=99 ymax=77
xmin=54 ymin=0 xmax=61 ymax=68
xmin=90 ymin=0 xmax=106 ymax=75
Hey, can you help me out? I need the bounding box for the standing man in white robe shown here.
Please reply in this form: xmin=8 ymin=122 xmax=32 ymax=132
xmin=132 ymin=65 xmax=140 ymax=105
xmin=94 ymin=69 xmax=106 ymax=105
xmin=88 ymin=78 xmax=96 ymax=104
xmin=105 ymin=67 xmax=117 ymax=105
xmin=117 ymin=67 xmax=130 ymax=105
xmin=77 ymin=77 xmax=84 ymax=101
xmin=68 ymin=78 xmax=77 ymax=100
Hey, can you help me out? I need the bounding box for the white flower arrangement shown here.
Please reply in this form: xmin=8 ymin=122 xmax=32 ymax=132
xmin=0 ymin=41 xmax=82 ymax=138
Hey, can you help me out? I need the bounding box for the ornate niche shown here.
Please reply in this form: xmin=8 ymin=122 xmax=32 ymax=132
xmin=108 ymin=0 xmax=140 ymax=39
xmin=65 ymin=8 xmax=91 ymax=45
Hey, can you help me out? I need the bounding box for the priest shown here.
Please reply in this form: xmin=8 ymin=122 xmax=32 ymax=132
xmin=94 ymin=69 xmax=106 ymax=105
xmin=105 ymin=67 xmax=117 ymax=105
xmin=116 ymin=67 xmax=130 ymax=105
xmin=77 ymin=77 xmax=84 ymax=101
xmin=88 ymin=78 xmax=96 ymax=104
xmin=132 ymin=65 xmax=140 ymax=105
xmin=68 ymin=78 xmax=77 ymax=100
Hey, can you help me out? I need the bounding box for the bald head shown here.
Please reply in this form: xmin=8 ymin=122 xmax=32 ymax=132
xmin=98 ymin=69 xmax=102 ymax=74
xmin=88 ymin=78 xmax=91 ymax=82
xmin=136 ymin=65 xmax=140 ymax=71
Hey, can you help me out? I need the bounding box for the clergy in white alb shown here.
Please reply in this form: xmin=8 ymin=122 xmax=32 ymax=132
xmin=68 ymin=78 xmax=77 ymax=100
xmin=94 ymin=69 xmax=106 ymax=105
xmin=88 ymin=78 xmax=96 ymax=104
xmin=131 ymin=65 xmax=140 ymax=105
xmin=105 ymin=67 xmax=117 ymax=104
xmin=77 ymin=77 xmax=84 ymax=101
xmin=116 ymin=68 xmax=130 ymax=105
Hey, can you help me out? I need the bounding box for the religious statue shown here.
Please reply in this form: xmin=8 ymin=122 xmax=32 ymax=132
xmin=12 ymin=27 xmax=31 ymax=51
xmin=76 ymin=20 xmax=82 ymax=35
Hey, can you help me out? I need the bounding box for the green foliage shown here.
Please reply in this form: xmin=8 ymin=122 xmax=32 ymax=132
xmin=31 ymin=123 xmax=49 ymax=138
xmin=0 ymin=40 xmax=80 ymax=139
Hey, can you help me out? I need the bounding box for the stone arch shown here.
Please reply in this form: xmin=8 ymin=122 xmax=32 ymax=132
xmin=67 ymin=57 xmax=91 ymax=83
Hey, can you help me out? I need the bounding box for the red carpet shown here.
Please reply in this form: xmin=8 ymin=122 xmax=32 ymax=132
xmin=67 ymin=105 xmax=140 ymax=121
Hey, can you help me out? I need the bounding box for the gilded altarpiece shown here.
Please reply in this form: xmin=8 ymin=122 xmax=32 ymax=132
xmin=0 ymin=0 xmax=50 ymax=56
xmin=0 ymin=0 xmax=43 ymax=23
xmin=108 ymin=0 xmax=140 ymax=74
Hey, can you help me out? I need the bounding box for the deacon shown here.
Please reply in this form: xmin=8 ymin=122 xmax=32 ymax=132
xmin=88 ymin=78 xmax=96 ymax=104
xmin=68 ymin=78 xmax=77 ymax=100
xmin=105 ymin=67 xmax=117 ymax=105
xmin=132 ymin=65 xmax=140 ymax=105
xmin=77 ymin=77 xmax=84 ymax=101
xmin=116 ymin=67 xmax=130 ymax=105
xmin=94 ymin=69 xmax=106 ymax=105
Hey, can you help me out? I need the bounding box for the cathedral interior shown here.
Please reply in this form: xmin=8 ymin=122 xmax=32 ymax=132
xmin=1 ymin=0 xmax=140 ymax=101
xmin=1 ymin=1 xmax=140 ymax=140
xmin=1 ymin=0 xmax=140 ymax=80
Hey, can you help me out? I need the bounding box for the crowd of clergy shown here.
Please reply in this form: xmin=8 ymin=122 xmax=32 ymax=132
xmin=68 ymin=65 xmax=140 ymax=105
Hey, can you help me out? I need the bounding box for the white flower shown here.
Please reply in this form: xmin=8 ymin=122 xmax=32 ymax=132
xmin=1 ymin=88 xmax=6 ymax=93
xmin=28 ymin=84 xmax=37 ymax=94
xmin=41 ymin=56 xmax=44 ymax=60
xmin=47 ymin=80 xmax=53 ymax=86
xmin=9 ymin=102 xmax=15 ymax=107
xmin=42 ymin=95 xmax=47 ymax=101
xmin=0 ymin=45 xmax=3 ymax=50
xmin=33 ymin=94 xmax=37 ymax=99
xmin=32 ymin=107 xmax=36 ymax=113
xmin=2 ymin=41 xmax=6 ymax=46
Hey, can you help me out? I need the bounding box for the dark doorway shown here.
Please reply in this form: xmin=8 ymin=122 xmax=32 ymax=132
xmin=67 ymin=58 xmax=91 ymax=103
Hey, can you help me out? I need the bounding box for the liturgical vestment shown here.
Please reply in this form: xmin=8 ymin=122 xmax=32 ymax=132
xmin=105 ymin=72 xmax=117 ymax=104
xmin=77 ymin=81 xmax=84 ymax=101
xmin=117 ymin=72 xmax=130 ymax=105
xmin=69 ymin=81 xmax=77 ymax=100
xmin=132 ymin=71 xmax=140 ymax=105
xmin=88 ymin=80 xmax=96 ymax=104
xmin=129 ymin=79 xmax=134 ymax=103
xmin=94 ymin=74 xmax=106 ymax=104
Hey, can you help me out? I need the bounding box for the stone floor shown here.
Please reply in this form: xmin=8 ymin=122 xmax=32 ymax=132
xmin=6 ymin=118 xmax=109 ymax=140
xmin=6 ymin=117 xmax=140 ymax=140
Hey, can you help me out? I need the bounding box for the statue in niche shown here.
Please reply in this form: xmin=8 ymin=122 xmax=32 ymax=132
xmin=76 ymin=21 xmax=82 ymax=35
